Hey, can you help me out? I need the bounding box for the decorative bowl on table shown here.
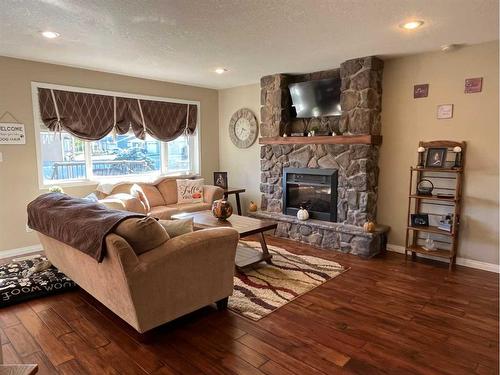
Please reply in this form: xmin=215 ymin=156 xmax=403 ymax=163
xmin=211 ymin=199 xmax=233 ymax=221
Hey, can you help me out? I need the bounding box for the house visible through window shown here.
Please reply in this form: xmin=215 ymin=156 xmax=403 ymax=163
xmin=34 ymin=84 xmax=200 ymax=188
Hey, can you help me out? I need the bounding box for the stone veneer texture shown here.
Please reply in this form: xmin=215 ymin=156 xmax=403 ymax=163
xmin=258 ymin=56 xmax=386 ymax=257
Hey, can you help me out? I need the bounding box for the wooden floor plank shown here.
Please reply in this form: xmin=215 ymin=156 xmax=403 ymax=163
xmin=1 ymin=343 xmax=23 ymax=364
xmin=57 ymin=359 xmax=90 ymax=375
xmin=36 ymin=308 xmax=73 ymax=338
xmin=3 ymin=324 xmax=40 ymax=358
xmin=22 ymin=351 xmax=58 ymax=375
xmin=14 ymin=305 xmax=73 ymax=366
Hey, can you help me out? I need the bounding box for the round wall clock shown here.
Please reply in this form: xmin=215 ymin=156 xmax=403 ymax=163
xmin=228 ymin=108 xmax=258 ymax=149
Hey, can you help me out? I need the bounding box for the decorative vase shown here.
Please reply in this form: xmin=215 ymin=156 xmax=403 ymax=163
xmin=211 ymin=199 xmax=233 ymax=221
xmin=297 ymin=207 xmax=309 ymax=221
xmin=248 ymin=201 xmax=257 ymax=212
xmin=453 ymin=146 xmax=462 ymax=169
xmin=363 ymin=221 xmax=376 ymax=233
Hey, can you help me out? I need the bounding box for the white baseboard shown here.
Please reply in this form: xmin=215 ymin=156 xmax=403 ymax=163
xmin=387 ymin=244 xmax=500 ymax=274
xmin=0 ymin=244 xmax=43 ymax=259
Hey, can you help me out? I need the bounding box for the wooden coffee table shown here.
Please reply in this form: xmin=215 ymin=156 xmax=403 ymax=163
xmin=170 ymin=211 xmax=277 ymax=270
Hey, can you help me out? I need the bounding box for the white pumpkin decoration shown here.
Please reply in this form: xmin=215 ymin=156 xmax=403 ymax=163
xmin=297 ymin=207 xmax=309 ymax=221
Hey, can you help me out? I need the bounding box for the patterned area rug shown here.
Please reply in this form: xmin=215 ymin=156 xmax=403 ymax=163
xmin=229 ymin=241 xmax=347 ymax=321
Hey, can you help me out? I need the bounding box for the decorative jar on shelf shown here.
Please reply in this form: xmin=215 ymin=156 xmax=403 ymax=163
xmin=211 ymin=199 xmax=233 ymax=221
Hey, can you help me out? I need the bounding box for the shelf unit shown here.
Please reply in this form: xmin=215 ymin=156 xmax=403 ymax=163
xmin=405 ymin=140 xmax=466 ymax=270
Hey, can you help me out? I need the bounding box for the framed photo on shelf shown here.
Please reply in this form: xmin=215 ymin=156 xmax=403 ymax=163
xmin=411 ymin=214 xmax=429 ymax=227
xmin=213 ymin=171 xmax=228 ymax=190
xmin=425 ymin=148 xmax=447 ymax=168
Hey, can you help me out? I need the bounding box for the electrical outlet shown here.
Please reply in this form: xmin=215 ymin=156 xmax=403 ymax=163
xmin=26 ymin=224 xmax=33 ymax=233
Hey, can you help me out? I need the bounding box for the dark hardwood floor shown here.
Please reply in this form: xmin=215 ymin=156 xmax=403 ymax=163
xmin=1 ymin=236 xmax=498 ymax=374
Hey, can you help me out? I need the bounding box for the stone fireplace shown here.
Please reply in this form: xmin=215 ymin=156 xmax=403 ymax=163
xmin=251 ymin=56 xmax=389 ymax=258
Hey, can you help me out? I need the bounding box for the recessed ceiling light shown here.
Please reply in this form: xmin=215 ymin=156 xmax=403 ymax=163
xmin=41 ymin=31 xmax=60 ymax=39
xmin=215 ymin=68 xmax=228 ymax=74
xmin=400 ymin=20 xmax=424 ymax=30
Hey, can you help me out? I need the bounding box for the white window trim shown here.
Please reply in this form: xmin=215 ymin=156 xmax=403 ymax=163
xmin=31 ymin=82 xmax=201 ymax=190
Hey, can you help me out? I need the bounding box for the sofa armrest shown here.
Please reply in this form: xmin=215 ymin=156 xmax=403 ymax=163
xmin=203 ymin=185 xmax=224 ymax=204
xmin=136 ymin=227 xmax=238 ymax=272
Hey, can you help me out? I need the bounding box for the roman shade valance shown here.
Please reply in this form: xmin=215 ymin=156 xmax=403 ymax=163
xmin=37 ymin=88 xmax=198 ymax=141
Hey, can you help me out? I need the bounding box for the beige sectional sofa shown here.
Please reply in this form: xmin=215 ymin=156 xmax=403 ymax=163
xmin=38 ymin=220 xmax=239 ymax=333
xmin=99 ymin=177 xmax=224 ymax=219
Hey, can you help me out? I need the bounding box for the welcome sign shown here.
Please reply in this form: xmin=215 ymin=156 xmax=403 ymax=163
xmin=0 ymin=122 xmax=26 ymax=144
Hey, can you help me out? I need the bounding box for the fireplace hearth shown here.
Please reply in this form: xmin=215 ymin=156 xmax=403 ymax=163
xmin=283 ymin=168 xmax=338 ymax=222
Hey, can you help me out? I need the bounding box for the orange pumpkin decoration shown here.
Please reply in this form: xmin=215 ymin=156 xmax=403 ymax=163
xmin=248 ymin=201 xmax=258 ymax=212
xmin=363 ymin=221 xmax=376 ymax=233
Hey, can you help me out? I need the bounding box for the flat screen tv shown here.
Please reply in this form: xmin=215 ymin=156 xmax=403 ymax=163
xmin=288 ymin=77 xmax=341 ymax=118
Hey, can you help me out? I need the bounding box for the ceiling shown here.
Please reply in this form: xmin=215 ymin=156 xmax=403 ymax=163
xmin=0 ymin=0 xmax=498 ymax=89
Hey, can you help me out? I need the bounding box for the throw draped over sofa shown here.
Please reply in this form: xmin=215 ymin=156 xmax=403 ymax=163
xmin=37 ymin=88 xmax=198 ymax=141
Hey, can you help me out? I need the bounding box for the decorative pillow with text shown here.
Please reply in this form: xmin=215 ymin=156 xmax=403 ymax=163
xmin=176 ymin=178 xmax=204 ymax=204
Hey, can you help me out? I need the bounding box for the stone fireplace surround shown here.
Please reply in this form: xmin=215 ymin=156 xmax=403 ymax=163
xmin=250 ymin=56 xmax=389 ymax=258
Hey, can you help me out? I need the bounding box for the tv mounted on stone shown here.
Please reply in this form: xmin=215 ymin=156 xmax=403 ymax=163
xmin=288 ymin=78 xmax=342 ymax=118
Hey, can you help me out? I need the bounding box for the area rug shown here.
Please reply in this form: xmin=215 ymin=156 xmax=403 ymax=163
xmin=0 ymin=255 xmax=76 ymax=307
xmin=228 ymin=241 xmax=347 ymax=321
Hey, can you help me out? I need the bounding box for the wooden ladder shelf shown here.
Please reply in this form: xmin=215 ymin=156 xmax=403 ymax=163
xmin=405 ymin=140 xmax=466 ymax=270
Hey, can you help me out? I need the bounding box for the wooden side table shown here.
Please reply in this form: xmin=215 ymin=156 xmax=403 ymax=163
xmin=223 ymin=188 xmax=245 ymax=215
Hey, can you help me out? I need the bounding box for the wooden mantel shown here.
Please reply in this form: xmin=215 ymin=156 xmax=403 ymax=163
xmin=259 ymin=135 xmax=382 ymax=145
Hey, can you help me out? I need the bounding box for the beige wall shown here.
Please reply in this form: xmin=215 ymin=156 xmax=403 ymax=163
xmin=379 ymin=41 xmax=499 ymax=265
xmin=0 ymin=56 xmax=219 ymax=252
xmin=218 ymin=41 xmax=499 ymax=265
xmin=218 ymin=84 xmax=261 ymax=214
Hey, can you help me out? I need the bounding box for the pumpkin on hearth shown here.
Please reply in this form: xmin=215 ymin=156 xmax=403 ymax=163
xmin=297 ymin=207 xmax=309 ymax=221
xmin=363 ymin=220 xmax=376 ymax=233
xmin=248 ymin=201 xmax=258 ymax=212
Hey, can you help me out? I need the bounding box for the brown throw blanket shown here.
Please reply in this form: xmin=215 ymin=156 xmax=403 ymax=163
xmin=27 ymin=193 xmax=145 ymax=262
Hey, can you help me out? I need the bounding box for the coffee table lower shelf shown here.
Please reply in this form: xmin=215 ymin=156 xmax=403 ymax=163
xmin=235 ymin=232 xmax=273 ymax=271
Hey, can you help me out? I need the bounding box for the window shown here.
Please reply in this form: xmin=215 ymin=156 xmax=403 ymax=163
xmin=34 ymin=84 xmax=200 ymax=188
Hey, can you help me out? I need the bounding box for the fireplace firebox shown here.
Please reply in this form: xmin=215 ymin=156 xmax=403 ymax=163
xmin=283 ymin=168 xmax=338 ymax=222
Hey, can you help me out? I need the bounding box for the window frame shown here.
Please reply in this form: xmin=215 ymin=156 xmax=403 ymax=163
xmin=32 ymin=82 xmax=201 ymax=189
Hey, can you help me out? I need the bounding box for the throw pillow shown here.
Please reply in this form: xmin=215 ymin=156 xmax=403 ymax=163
xmin=115 ymin=217 xmax=170 ymax=255
xmin=158 ymin=218 xmax=194 ymax=238
xmin=131 ymin=184 xmax=151 ymax=212
xmin=176 ymin=178 xmax=204 ymax=204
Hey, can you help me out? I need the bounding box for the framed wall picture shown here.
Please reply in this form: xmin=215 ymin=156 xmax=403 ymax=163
xmin=413 ymin=84 xmax=429 ymax=98
xmin=213 ymin=172 xmax=228 ymax=189
xmin=437 ymin=104 xmax=453 ymax=119
xmin=425 ymin=148 xmax=447 ymax=168
xmin=464 ymin=77 xmax=483 ymax=93
xmin=411 ymin=214 xmax=429 ymax=227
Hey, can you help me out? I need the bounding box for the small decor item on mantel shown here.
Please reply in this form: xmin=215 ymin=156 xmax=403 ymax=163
xmin=416 ymin=179 xmax=434 ymax=196
xmin=417 ymin=146 xmax=426 ymax=168
xmin=363 ymin=220 xmax=376 ymax=233
xmin=437 ymin=104 xmax=453 ymax=119
xmin=425 ymin=147 xmax=447 ymax=168
xmin=248 ymin=201 xmax=258 ymax=212
xmin=464 ymin=77 xmax=483 ymax=93
xmin=296 ymin=207 xmax=309 ymax=221
xmin=452 ymin=146 xmax=463 ymax=169
xmin=211 ymin=199 xmax=233 ymax=221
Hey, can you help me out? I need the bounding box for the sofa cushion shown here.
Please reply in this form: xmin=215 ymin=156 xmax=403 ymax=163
xmin=110 ymin=183 xmax=134 ymax=195
xmin=131 ymin=184 xmax=151 ymax=212
xmin=174 ymin=202 xmax=211 ymax=214
xmin=114 ymin=217 xmax=169 ymax=255
xmin=158 ymin=218 xmax=194 ymax=238
xmin=149 ymin=205 xmax=180 ymax=220
xmin=176 ymin=178 xmax=204 ymax=204
xmin=157 ymin=179 xmax=178 ymax=205
xmin=139 ymin=184 xmax=165 ymax=207
xmin=100 ymin=193 xmax=146 ymax=214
